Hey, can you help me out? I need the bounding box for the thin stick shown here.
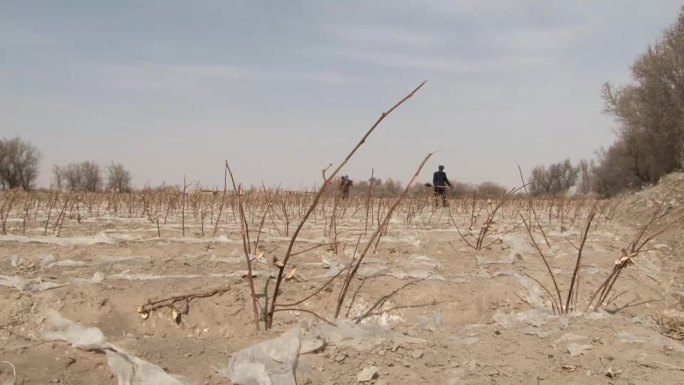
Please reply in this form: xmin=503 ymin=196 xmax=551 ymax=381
xmin=225 ymin=162 xmax=260 ymax=330
xmin=517 ymin=165 xmax=551 ymax=247
xmin=138 ymin=284 xmax=232 ymax=313
xmin=335 ymin=152 xmax=433 ymax=318
xmin=272 ymin=308 xmax=336 ymax=326
xmin=565 ymin=211 xmax=595 ymax=311
xmin=521 ymin=215 xmax=564 ymax=313
xmin=266 ymin=81 xmax=428 ymax=329
xmin=364 ymin=168 xmax=374 ymax=236
xmin=181 ymin=175 xmax=188 ymax=237
xmin=212 ymin=164 xmax=228 ymax=237
xmin=278 ymin=262 xmax=352 ymax=307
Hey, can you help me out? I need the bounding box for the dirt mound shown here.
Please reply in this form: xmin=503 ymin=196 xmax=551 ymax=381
xmin=613 ymin=172 xmax=684 ymax=249
xmin=617 ymin=172 xmax=684 ymax=215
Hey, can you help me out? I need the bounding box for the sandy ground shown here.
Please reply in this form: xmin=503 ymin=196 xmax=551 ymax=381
xmin=1 ymin=192 xmax=683 ymax=385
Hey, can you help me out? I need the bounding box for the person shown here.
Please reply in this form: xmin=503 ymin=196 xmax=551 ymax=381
xmin=339 ymin=175 xmax=353 ymax=199
xmin=432 ymin=165 xmax=452 ymax=207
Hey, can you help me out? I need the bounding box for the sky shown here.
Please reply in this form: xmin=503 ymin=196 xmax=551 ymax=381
xmin=2 ymin=1 xmax=683 ymax=189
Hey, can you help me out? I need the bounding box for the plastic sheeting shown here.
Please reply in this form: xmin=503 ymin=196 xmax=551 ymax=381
xmin=41 ymin=255 xmax=89 ymax=268
xmin=475 ymin=252 xmax=521 ymax=266
xmin=43 ymin=312 xmax=195 ymax=385
xmin=0 ymin=275 xmax=65 ymax=292
xmin=219 ymin=320 xmax=426 ymax=384
xmin=0 ymin=233 xmax=115 ymax=246
xmin=319 ymin=254 xmax=446 ymax=281
xmin=105 ymin=350 xmax=194 ymax=385
xmin=318 ymin=320 xmax=425 ymax=351
xmin=492 ymin=309 xmax=553 ymax=329
xmin=220 ymin=327 xmax=301 ymax=385
xmin=510 ymin=272 xmax=546 ymax=308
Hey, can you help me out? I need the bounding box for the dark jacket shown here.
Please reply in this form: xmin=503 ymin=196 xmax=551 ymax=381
xmin=433 ymin=171 xmax=452 ymax=187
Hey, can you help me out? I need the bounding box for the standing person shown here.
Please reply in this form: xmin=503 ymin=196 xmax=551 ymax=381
xmin=432 ymin=165 xmax=452 ymax=207
xmin=339 ymin=175 xmax=353 ymax=199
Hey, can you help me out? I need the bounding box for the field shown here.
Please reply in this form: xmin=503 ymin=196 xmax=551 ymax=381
xmin=1 ymin=181 xmax=683 ymax=385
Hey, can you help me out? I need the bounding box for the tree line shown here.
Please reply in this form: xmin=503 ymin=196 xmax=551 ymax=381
xmin=0 ymin=137 xmax=132 ymax=192
xmin=349 ymin=177 xmax=509 ymax=199
xmin=529 ymin=9 xmax=684 ymax=197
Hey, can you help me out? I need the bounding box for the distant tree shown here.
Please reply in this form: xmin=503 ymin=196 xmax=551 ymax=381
xmin=576 ymin=159 xmax=594 ymax=195
xmin=450 ymin=181 xmax=475 ymax=198
xmin=0 ymin=137 xmax=41 ymax=190
xmin=379 ymin=178 xmax=403 ymax=197
xmin=599 ymin=9 xmax=684 ymax=194
xmin=106 ymin=162 xmax=132 ymax=192
xmin=529 ymin=159 xmax=579 ymax=196
xmin=353 ymin=180 xmax=370 ymax=194
xmin=51 ymin=165 xmax=63 ymax=190
xmin=409 ymin=182 xmax=430 ymax=197
xmin=350 ymin=176 xmax=385 ymax=196
xmin=549 ymin=159 xmax=579 ymax=194
xmin=53 ymin=164 xmax=80 ymax=191
xmin=591 ymin=142 xmax=643 ymax=197
xmin=475 ymin=182 xmax=507 ymax=198
xmin=53 ymin=161 xmax=102 ymax=192
xmin=80 ymin=161 xmax=101 ymax=192
xmin=529 ymin=166 xmax=552 ymax=195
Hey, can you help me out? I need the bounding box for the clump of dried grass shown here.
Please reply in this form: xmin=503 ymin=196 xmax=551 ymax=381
xmin=657 ymin=309 xmax=684 ymax=340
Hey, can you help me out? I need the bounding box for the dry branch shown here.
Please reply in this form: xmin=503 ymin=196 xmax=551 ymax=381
xmin=334 ymin=152 xmax=434 ymax=318
xmin=265 ymin=81 xmax=428 ymax=329
xmin=136 ymin=284 xmax=232 ymax=318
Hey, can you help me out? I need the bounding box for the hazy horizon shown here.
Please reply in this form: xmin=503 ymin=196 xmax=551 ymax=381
xmin=2 ymin=1 xmax=682 ymax=190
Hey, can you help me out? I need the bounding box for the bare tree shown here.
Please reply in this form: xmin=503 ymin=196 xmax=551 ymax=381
xmin=106 ymin=162 xmax=132 ymax=192
xmin=576 ymin=159 xmax=594 ymax=195
xmin=81 ymin=161 xmax=101 ymax=192
xmin=529 ymin=159 xmax=579 ymax=196
xmin=600 ymin=9 xmax=684 ymax=192
xmin=53 ymin=164 xmax=81 ymax=191
xmin=548 ymin=159 xmax=579 ymax=194
xmin=591 ymin=142 xmax=642 ymax=197
xmin=53 ymin=161 xmax=102 ymax=192
xmin=51 ymin=165 xmax=64 ymax=190
xmin=529 ymin=165 xmax=552 ymax=195
xmin=379 ymin=178 xmax=403 ymax=197
xmin=475 ymin=181 xmax=507 ymax=198
xmin=450 ymin=181 xmax=475 ymax=198
xmin=0 ymin=137 xmax=41 ymax=190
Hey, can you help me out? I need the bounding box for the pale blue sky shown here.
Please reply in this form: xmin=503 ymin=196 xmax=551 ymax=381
xmin=2 ymin=1 xmax=682 ymax=189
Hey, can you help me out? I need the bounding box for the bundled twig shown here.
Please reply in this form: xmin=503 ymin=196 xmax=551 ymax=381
xmin=586 ymin=207 xmax=684 ymax=312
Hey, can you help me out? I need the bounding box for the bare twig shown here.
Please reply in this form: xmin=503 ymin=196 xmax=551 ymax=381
xmin=521 ymin=215 xmax=564 ymax=313
xmin=335 ymin=152 xmax=434 ymax=318
xmin=565 ymin=211 xmax=595 ymax=311
xmin=137 ymin=284 xmax=232 ymax=315
xmin=226 ymin=161 xmax=260 ymax=331
xmin=266 ymin=81 xmax=428 ymax=329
